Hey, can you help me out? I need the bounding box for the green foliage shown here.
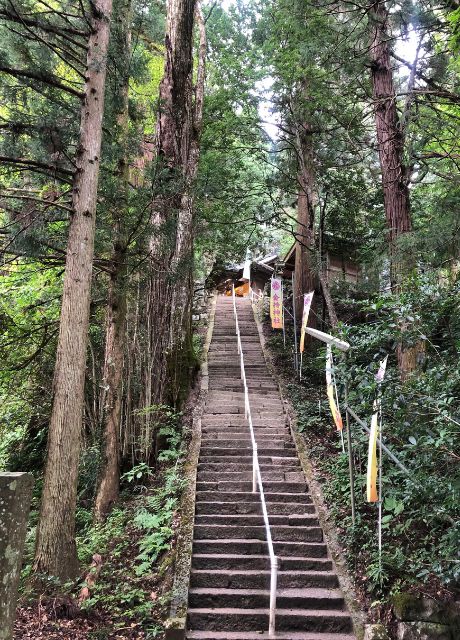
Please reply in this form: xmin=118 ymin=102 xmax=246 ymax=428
xmin=267 ymin=275 xmax=460 ymax=600
xmin=76 ymin=436 xmax=186 ymax=630
xmin=134 ymin=467 xmax=186 ymax=576
xmin=121 ymin=462 xmax=154 ymax=485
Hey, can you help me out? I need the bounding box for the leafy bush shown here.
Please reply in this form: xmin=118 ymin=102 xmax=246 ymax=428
xmin=267 ymin=276 xmax=460 ymax=600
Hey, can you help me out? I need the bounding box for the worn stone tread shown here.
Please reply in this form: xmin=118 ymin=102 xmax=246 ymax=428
xmin=186 ymin=632 xmax=355 ymax=639
xmin=183 ymin=297 xmax=355 ymax=639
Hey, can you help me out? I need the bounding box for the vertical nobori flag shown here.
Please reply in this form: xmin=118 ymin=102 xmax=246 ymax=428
xmin=270 ymin=277 xmax=283 ymax=329
xmin=367 ymin=355 xmax=389 ymax=502
xmin=299 ymin=292 xmax=314 ymax=353
xmin=325 ymin=344 xmax=343 ymax=431
xmin=242 ymin=258 xmax=251 ymax=282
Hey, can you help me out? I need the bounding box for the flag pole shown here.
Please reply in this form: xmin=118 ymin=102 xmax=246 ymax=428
xmin=292 ymin=273 xmax=299 ymax=374
xmin=344 ymin=356 xmax=356 ymax=526
xmin=331 ymin=354 xmax=345 ymax=454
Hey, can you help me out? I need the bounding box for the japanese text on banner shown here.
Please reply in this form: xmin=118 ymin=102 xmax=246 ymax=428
xmin=270 ymin=278 xmax=283 ymax=329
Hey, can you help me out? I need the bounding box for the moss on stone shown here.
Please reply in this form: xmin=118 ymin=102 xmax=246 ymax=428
xmin=392 ymin=592 xmax=422 ymax=620
xmin=364 ymin=623 xmax=390 ymax=640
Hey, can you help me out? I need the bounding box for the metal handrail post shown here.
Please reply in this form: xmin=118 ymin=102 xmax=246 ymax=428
xmin=252 ymin=442 xmax=258 ymax=493
xmin=269 ymin=556 xmax=279 ymax=636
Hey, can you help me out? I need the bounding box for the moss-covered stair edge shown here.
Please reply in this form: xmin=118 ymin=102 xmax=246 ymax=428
xmin=251 ymin=302 xmax=367 ymax=640
xmin=165 ymin=293 xmax=217 ymax=640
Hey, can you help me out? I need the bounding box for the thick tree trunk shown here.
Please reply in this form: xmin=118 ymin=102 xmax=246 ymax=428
xmin=34 ymin=0 xmax=113 ymax=579
xmin=94 ymin=0 xmax=132 ymax=522
xmin=146 ymin=0 xmax=198 ymax=412
xmin=294 ymin=121 xmax=317 ymax=324
xmin=369 ymin=0 xmax=412 ymax=289
xmin=369 ymin=1 xmax=420 ymax=379
xmin=167 ymin=1 xmax=206 ymax=402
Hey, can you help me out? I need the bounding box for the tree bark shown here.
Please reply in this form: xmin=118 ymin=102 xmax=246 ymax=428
xmin=167 ymin=0 xmax=206 ymax=402
xmin=369 ymin=0 xmax=412 ymax=289
xmin=369 ymin=1 xmax=422 ymax=379
xmin=94 ymin=0 xmax=132 ymax=522
xmin=34 ymin=0 xmax=113 ymax=580
xmin=146 ymin=0 xmax=198 ymax=414
xmin=293 ymin=119 xmax=317 ymax=324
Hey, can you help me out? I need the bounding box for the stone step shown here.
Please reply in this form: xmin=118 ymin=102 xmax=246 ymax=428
xmin=193 ymin=524 xmax=323 ymax=542
xmin=200 ymin=435 xmax=289 ymax=444
xmin=192 ymin=553 xmax=332 ymax=572
xmin=207 ymin=381 xmax=274 ymax=386
xmin=187 ymin=608 xmax=353 ymax=633
xmin=197 ymin=462 xmax=300 ymax=471
xmin=208 ymin=387 xmax=279 ymax=396
xmin=188 ymin=587 xmax=345 ymax=611
xmin=206 ymin=399 xmax=283 ymax=408
xmin=199 ymin=447 xmax=296 ymax=457
xmin=203 ymin=406 xmax=284 ymax=416
xmin=198 ymin=455 xmax=299 ymax=464
xmin=196 ymin=481 xmax=307 ymax=494
xmin=201 ymin=417 xmax=287 ymax=427
xmin=195 ymin=501 xmax=316 ymax=516
xmin=209 ymin=378 xmax=277 ymax=386
xmin=194 ymin=513 xmax=318 ymax=526
xmin=195 ymin=491 xmax=313 ymax=504
xmin=192 ymin=539 xmax=328 ymax=558
xmin=197 ymin=471 xmax=304 ymax=483
xmin=201 ymin=430 xmax=289 ymax=438
xmin=199 ymin=443 xmax=295 ymax=454
xmin=187 ymin=631 xmax=355 ymax=640
xmin=207 ymin=390 xmax=277 ymax=396
xmin=204 ymin=399 xmax=284 ymax=409
xmin=199 ymin=439 xmax=292 ymax=450
xmin=190 ymin=569 xmax=340 ymax=590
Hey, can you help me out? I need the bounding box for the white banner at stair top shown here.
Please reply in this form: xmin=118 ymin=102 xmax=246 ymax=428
xmin=242 ymin=259 xmax=251 ymax=282
xmin=270 ymin=277 xmax=283 ymax=329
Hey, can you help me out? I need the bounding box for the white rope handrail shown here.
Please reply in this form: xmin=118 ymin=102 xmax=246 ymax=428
xmin=232 ymin=285 xmax=278 ymax=636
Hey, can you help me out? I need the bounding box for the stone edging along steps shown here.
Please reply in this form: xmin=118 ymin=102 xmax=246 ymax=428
xmin=166 ymin=295 xmax=361 ymax=640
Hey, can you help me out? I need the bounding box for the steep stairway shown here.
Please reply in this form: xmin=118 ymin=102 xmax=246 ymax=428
xmin=186 ymin=296 xmax=356 ymax=639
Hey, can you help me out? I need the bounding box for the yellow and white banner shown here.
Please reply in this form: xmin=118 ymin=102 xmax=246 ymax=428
xmin=325 ymin=344 xmax=343 ymax=431
xmin=299 ymin=291 xmax=314 ymax=353
xmin=270 ymin=277 xmax=283 ymax=329
xmin=367 ymin=355 xmax=388 ymax=503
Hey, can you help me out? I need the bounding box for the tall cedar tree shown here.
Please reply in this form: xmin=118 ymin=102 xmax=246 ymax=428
xmin=34 ymin=0 xmax=113 ymax=578
xmin=369 ymin=1 xmax=412 ymax=284
xmin=94 ymin=0 xmax=132 ymax=522
xmin=369 ymin=0 xmax=423 ymax=377
xmin=146 ymin=0 xmax=197 ymax=408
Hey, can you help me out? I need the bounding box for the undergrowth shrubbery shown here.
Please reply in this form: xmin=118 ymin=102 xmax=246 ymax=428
xmin=74 ymin=406 xmax=186 ymax=635
xmin=267 ymin=274 xmax=460 ymax=603
xmin=18 ymin=404 xmax=187 ymax=638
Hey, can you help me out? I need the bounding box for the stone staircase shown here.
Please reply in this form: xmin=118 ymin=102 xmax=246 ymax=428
xmin=186 ymin=296 xmax=356 ymax=639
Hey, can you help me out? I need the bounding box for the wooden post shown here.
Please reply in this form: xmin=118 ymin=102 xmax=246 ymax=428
xmin=0 ymin=472 xmax=34 ymax=640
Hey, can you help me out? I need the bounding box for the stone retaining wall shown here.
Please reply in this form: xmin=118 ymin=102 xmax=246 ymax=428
xmin=392 ymin=593 xmax=460 ymax=640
